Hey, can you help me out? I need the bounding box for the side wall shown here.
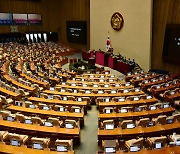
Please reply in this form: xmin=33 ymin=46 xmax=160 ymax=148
xmin=0 ymin=0 xmax=90 ymax=50
xmin=90 ymin=0 xmax=152 ymax=71
xmin=152 ymin=0 xmax=180 ymax=74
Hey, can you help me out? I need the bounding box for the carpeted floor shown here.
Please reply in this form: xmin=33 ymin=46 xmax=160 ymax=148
xmin=74 ymin=105 xmax=98 ymax=154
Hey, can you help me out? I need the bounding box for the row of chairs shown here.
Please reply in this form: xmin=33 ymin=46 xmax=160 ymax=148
xmin=99 ymin=133 xmax=179 ymax=153
xmin=125 ymin=71 xmax=157 ymax=81
xmin=54 ymin=87 xmax=141 ymax=95
xmin=97 ymin=94 xmax=155 ymax=104
xmin=14 ymin=100 xmax=84 ymax=114
xmin=99 ymin=113 xmax=180 ymax=129
xmin=17 ymin=76 xmax=43 ymax=91
xmin=139 ymin=75 xmax=172 ymax=90
xmin=57 ymin=81 xmax=133 ymax=89
xmin=147 ymin=79 xmax=179 ymax=93
xmin=40 ymin=92 xmax=90 ymax=103
xmin=0 ymin=110 xmax=79 ymax=129
xmin=159 ymin=88 xmax=180 ymax=101
xmin=0 ymin=131 xmax=74 ymax=152
xmin=100 ymin=102 xmax=171 ymax=114
xmin=0 ymin=80 xmax=30 ymax=97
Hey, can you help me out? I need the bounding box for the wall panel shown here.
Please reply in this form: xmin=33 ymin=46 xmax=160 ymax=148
xmin=0 ymin=0 xmax=90 ymax=50
xmin=152 ymin=0 xmax=180 ymax=74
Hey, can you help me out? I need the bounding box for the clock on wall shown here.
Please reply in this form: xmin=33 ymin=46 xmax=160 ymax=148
xmin=111 ymin=12 xmax=124 ymax=31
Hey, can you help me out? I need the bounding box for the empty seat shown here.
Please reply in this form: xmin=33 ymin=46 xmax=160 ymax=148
xmin=120 ymin=120 xmax=135 ymax=129
xmin=169 ymin=133 xmax=180 ymax=146
xmin=102 ymin=140 xmax=119 ymax=153
xmin=15 ymin=113 xmax=25 ymax=123
xmin=8 ymin=133 xmax=29 ymax=146
xmin=147 ymin=136 xmax=167 ymax=149
xmin=65 ymin=119 xmax=79 ymax=129
xmin=103 ymin=107 xmax=114 ymax=114
xmin=0 ymin=110 xmax=11 ymax=120
xmin=32 ymin=117 xmax=44 ymax=126
xmin=53 ymin=95 xmax=61 ymax=100
xmin=31 ymin=137 xmax=50 ymax=150
xmin=55 ymin=139 xmax=73 ymax=152
xmin=102 ymin=120 xmax=114 ymax=130
xmin=71 ymin=106 xmax=81 ymax=113
xmin=136 ymin=118 xmax=150 ymax=127
xmin=153 ymin=115 xmax=167 ymax=125
xmin=0 ymin=95 xmax=13 ymax=104
xmin=173 ymin=113 xmax=180 ymax=122
xmin=125 ymin=138 xmax=144 ymax=152
xmin=18 ymin=89 xmax=30 ymax=97
xmin=48 ymin=117 xmax=63 ymax=127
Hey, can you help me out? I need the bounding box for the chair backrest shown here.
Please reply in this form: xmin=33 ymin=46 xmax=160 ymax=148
xmin=32 ymin=117 xmax=44 ymax=125
xmin=126 ymin=138 xmax=144 ymax=151
xmin=155 ymin=115 xmax=167 ymax=125
xmin=53 ymin=95 xmax=61 ymax=100
xmin=121 ymin=120 xmax=135 ymax=129
xmin=8 ymin=133 xmax=28 ymax=146
xmin=0 ymin=95 xmax=7 ymax=104
xmin=71 ymin=106 xmax=81 ymax=113
xmin=0 ymin=131 xmax=8 ymax=142
xmin=31 ymin=137 xmax=50 ymax=149
xmin=96 ymin=97 xmax=104 ymax=103
xmin=15 ymin=113 xmax=25 ymax=123
xmin=148 ymin=136 xmax=167 ymax=149
xmin=136 ymin=118 xmax=149 ymax=127
xmin=173 ymin=113 xmax=180 ymax=122
xmin=67 ymin=96 xmax=75 ymax=101
xmin=65 ymin=119 xmax=77 ymax=128
xmin=55 ymin=139 xmax=73 ymax=151
xmin=0 ymin=110 xmax=11 ymax=120
xmin=54 ymin=105 xmax=66 ymax=112
xmin=119 ymin=107 xmax=133 ymax=113
xmin=48 ymin=117 xmax=62 ymax=127
xmin=103 ymin=107 xmax=114 ymax=114
xmin=103 ymin=120 xmax=114 ymax=129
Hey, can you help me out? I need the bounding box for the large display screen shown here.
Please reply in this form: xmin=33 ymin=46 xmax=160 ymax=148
xmin=13 ymin=13 xmax=28 ymax=25
xmin=28 ymin=14 xmax=42 ymax=25
xmin=66 ymin=21 xmax=87 ymax=44
xmin=0 ymin=13 xmax=12 ymax=25
xmin=162 ymin=24 xmax=180 ymax=64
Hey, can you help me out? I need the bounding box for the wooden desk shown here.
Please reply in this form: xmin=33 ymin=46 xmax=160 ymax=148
xmin=98 ymin=107 xmax=175 ymax=120
xmin=98 ymin=98 xmax=158 ymax=108
xmin=56 ymin=84 xmax=134 ymax=90
xmin=98 ymin=122 xmax=180 ymax=141
xmin=28 ymin=97 xmax=88 ymax=114
xmin=38 ymin=72 xmax=60 ymax=83
xmin=0 ymin=143 xmax=74 ymax=154
xmin=3 ymin=74 xmax=37 ymax=93
xmin=165 ymin=92 xmax=180 ymax=102
xmin=7 ymin=105 xmax=84 ymax=127
xmin=20 ymin=73 xmax=50 ymax=89
xmin=141 ymin=78 xmax=172 ymax=90
xmin=65 ymin=80 xmax=122 ymax=85
xmin=151 ymin=83 xmax=180 ymax=96
xmin=0 ymin=87 xmax=21 ymax=100
xmin=0 ymin=119 xmax=80 ymax=144
xmin=43 ymin=90 xmax=144 ymax=98
xmin=109 ymin=146 xmax=180 ymax=154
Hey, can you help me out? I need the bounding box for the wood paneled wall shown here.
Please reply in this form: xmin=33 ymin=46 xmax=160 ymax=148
xmin=58 ymin=0 xmax=90 ymax=50
xmin=152 ymin=0 xmax=180 ymax=74
xmin=0 ymin=0 xmax=90 ymax=50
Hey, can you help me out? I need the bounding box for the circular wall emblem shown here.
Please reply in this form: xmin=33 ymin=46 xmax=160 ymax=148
xmin=111 ymin=12 xmax=124 ymax=31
